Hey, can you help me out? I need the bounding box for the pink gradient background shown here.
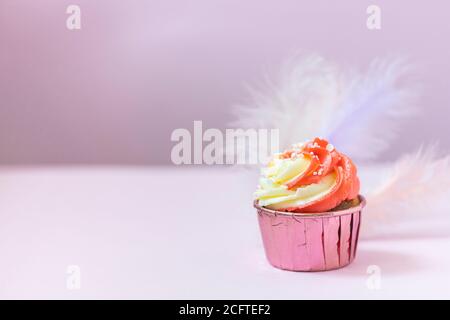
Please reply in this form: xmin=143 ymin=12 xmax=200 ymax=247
xmin=1 ymin=0 xmax=449 ymax=165
xmin=2 ymin=2 xmax=450 ymax=300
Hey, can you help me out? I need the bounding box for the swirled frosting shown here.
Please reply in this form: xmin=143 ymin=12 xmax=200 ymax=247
xmin=254 ymin=137 xmax=360 ymax=213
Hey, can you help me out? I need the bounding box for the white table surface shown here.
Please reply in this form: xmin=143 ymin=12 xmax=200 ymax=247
xmin=0 ymin=166 xmax=449 ymax=299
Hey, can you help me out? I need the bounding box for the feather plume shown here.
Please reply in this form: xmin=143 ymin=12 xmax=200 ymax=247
xmin=326 ymin=57 xmax=419 ymax=161
xmin=362 ymin=146 xmax=450 ymax=238
xmin=230 ymin=54 xmax=419 ymax=163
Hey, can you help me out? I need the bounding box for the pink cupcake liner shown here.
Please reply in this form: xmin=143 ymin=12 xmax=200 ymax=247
xmin=254 ymin=196 xmax=366 ymax=272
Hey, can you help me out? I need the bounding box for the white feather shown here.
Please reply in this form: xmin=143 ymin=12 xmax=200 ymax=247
xmin=230 ymin=54 xmax=342 ymax=152
xmin=326 ymin=57 xmax=419 ymax=161
xmin=361 ymin=146 xmax=450 ymax=238
xmin=231 ymin=54 xmax=419 ymax=163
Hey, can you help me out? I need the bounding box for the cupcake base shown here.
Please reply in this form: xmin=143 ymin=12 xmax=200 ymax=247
xmin=254 ymin=195 xmax=366 ymax=272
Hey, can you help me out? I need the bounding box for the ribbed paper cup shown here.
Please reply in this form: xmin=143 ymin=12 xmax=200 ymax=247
xmin=254 ymin=195 xmax=366 ymax=272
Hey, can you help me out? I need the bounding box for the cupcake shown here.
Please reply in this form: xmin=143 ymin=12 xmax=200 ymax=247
xmin=254 ymin=137 xmax=365 ymax=271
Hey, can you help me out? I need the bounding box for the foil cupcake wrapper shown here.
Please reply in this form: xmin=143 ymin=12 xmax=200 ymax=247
xmin=255 ymin=196 xmax=366 ymax=272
